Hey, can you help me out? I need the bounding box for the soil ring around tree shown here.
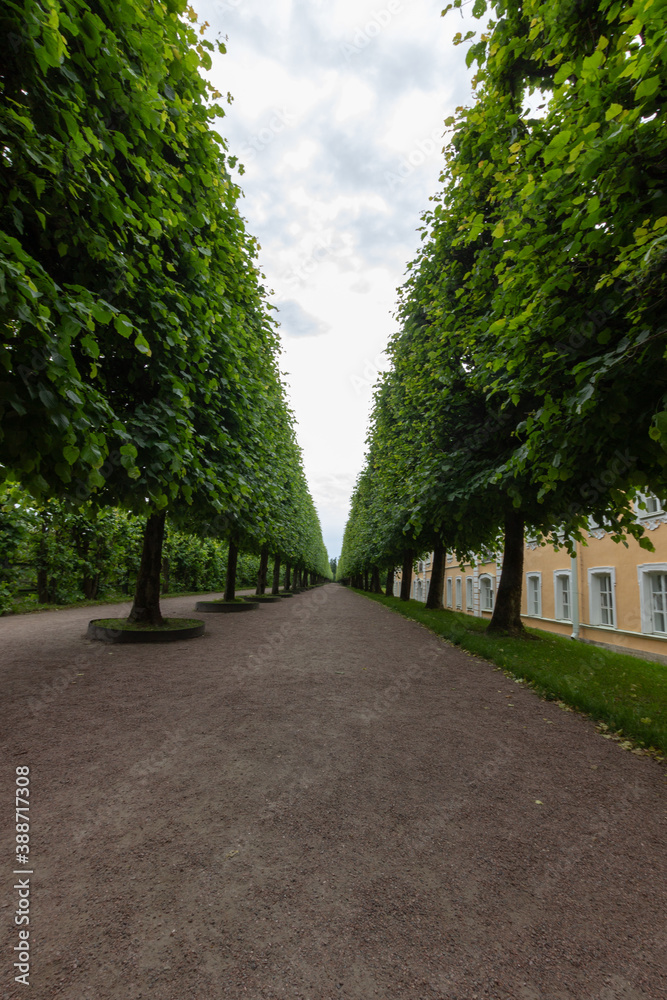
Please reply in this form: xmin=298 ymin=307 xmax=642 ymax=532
xmin=87 ymin=618 xmax=205 ymax=643
xmin=243 ymin=595 xmax=282 ymax=603
xmin=195 ymin=600 xmax=258 ymax=613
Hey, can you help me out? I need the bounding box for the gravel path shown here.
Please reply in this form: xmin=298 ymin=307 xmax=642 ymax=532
xmin=1 ymin=583 xmax=666 ymax=1000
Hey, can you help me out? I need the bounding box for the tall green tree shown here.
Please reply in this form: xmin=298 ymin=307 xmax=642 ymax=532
xmin=0 ymin=0 xmax=330 ymax=623
xmin=343 ymin=0 xmax=666 ymax=632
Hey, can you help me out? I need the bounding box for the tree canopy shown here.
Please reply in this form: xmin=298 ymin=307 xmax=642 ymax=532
xmin=341 ymin=0 xmax=667 ymax=631
xmin=0 ymin=0 xmax=330 ymax=621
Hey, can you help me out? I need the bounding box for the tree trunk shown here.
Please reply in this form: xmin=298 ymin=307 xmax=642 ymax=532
xmin=284 ymin=561 xmax=291 ymax=592
xmin=399 ymin=549 xmax=413 ymax=601
xmin=83 ymin=572 xmax=100 ymax=600
xmin=78 ymin=537 xmax=96 ymax=599
xmin=129 ymin=511 xmax=167 ymax=625
xmin=256 ymin=546 xmax=269 ymax=595
xmin=425 ymin=543 xmax=446 ymax=610
xmin=272 ymin=555 xmax=281 ymax=595
xmin=363 ymin=568 xmax=369 ymax=591
xmin=224 ymin=538 xmax=239 ymax=601
xmin=370 ymin=565 xmax=381 ymax=593
xmin=487 ymin=510 xmax=525 ymax=636
xmin=385 ymin=567 xmax=394 ymax=597
xmin=161 ymin=557 xmax=170 ymax=595
xmin=37 ymin=519 xmax=50 ymax=603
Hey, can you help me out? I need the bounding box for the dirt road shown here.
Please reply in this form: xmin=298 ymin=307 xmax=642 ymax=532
xmin=1 ymin=584 xmax=665 ymax=999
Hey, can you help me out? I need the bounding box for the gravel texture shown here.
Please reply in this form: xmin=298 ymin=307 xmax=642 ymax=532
xmin=1 ymin=583 xmax=666 ymax=999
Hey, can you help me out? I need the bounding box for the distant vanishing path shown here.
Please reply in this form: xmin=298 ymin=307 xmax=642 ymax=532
xmin=1 ymin=584 xmax=666 ymax=999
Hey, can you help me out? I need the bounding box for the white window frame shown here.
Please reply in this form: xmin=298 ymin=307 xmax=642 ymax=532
xmin=636 ymin=493 xmax=664 ymax=518
xmin=526 ymin=572 xmax=542 ymax=617
xmin=446 ymin=577 xmax=453 ymax=608
xmin=637 ymin=563 xmax=667 ymax=635
xmin=455 ymin=577 xmax=462 ymax=609
xmin=588 ymin=567 xmax=616 ymax=628
xmin=479 ymin=573 xmax=494 ymax=612
xmin=553 ymin=570 xmax=572 ymax=622
xmin=465 ymin=577 xmax=473 ymax=611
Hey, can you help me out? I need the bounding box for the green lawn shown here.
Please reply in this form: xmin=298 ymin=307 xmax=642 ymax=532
xmin=354 ymin=590 xmax=667 ymax=758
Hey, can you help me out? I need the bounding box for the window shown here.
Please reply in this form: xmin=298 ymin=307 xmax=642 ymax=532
xmin=480 ymin=575 xmax=494 ymax=611
xmin=637 ymin=493 xmax=664 ymax=517
xmin=446 ymin=577 xmax=453 ymax=608
xmin=527 ymin=573 xmax=542 ymax=617
xmin=650 ymin=574 xmax=667 ymax=632
xmin=455 ymin=577 xmax=462 ymax=609
xmin=588 ymin=569 xmax=615 ymax=627
xmin=599 ymin=575 xmax=613 ymax=625
xmin=466 ymin=577 xmax=473 ymax=611
xmin=554 ymin=572 xmax=571 ymax=621
xmin=637 ymin=564 xmax=667 ymax=635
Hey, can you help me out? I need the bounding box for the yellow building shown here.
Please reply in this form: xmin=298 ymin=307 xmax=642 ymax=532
xmin=395 ymin=496 xmax=667 ymax=663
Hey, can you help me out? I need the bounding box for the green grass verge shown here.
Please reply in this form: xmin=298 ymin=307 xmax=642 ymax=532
xmin=6 ymin=590 xmax=250 ymax=615
xmin=354 ymin=590 xmax=667 ymax=758
xmin=93 ymin=618 xmax=202 ymax=632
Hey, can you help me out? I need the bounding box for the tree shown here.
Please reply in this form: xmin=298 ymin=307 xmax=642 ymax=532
xmin=1 ymin=0 xmax=332 ymax=624
xmin=440 ymin=0 xmax=667 ymax=517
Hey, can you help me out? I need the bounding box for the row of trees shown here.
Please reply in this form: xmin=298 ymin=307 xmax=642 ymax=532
xmin=339 ymin=0 xmax=666 ymax=633
xmin=0 ymin=487 xmax=268 ymax=612
xmin=0 ymin=0 xmax=330 ymax=622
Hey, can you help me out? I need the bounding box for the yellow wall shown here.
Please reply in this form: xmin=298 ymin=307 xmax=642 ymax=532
xmin=393 ymin=520 xmax=667 ymax=662
xmin=521 ymin=523 xmax=667 ymax=659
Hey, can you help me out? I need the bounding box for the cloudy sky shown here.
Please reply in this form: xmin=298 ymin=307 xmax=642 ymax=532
xmin=190 ymin=0 xmax=481 ymax=558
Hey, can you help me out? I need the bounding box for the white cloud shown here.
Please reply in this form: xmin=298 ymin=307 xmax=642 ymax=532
xmin=334 ymin=78 xmax=376 ymax=122
xmin=276 ymin=300 xmax=331 ymax=338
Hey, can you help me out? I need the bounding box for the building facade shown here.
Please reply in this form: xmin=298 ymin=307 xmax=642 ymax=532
xmin=394 ymin=496 xmax=667 ymax=662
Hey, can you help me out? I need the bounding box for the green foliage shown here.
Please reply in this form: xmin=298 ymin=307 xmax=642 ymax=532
xmin=437 ymin=0 xmax=667 ymax=510
xmin=0 ymin=486 xmax=265 ymax=611
xmin=0 ymin=485 xmax=32 ymax=612
xmin=0 ymin=0 xmax=329 ymax=596
xmin=343 ymin=0 xmax=667 ymax=583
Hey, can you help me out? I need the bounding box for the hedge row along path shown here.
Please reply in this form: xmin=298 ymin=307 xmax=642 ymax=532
xmin=1 ymin=584 xmax=666 ymax=999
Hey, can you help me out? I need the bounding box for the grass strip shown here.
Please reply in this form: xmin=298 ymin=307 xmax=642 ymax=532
xmin=354 ymin=589 xmax=667 ymax=758
xmin=6 ymin=590 xmax=255 ymax=615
